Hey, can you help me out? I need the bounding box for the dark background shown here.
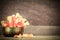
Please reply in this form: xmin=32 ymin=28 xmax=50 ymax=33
xmin=0 ymin=0 xmax=60 ymax=36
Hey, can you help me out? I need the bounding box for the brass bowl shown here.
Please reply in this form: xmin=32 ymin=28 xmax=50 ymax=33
xmin=2 ymin=27 xmax=21 ymax=37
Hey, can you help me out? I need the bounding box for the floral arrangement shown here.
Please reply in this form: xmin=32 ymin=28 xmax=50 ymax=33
xmin=1 ymin=13 xmax=30 ymax=27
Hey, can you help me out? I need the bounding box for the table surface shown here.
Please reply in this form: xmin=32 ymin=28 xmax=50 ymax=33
xmin=0 ymin=36 xmax=60 ymax=40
